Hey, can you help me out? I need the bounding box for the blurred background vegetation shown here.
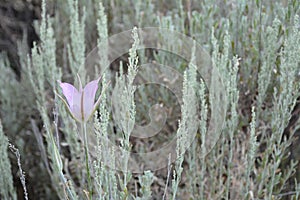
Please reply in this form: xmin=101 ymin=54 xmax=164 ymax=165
xmin=0 ymin=0 xmax=300 ymax=199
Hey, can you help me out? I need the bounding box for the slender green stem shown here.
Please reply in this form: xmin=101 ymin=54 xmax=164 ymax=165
xmin=59 ymin=172 xmax=76 ymax=200
xmin=82 ymin=122 xmax=92 ymax=199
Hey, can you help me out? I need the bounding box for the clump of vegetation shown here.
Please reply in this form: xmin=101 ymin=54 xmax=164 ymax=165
xmin=0 ymin=0 xmax=300 ymax=199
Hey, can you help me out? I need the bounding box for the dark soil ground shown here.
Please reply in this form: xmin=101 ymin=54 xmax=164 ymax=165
xmin=0 ymin=0 xmax=40 ymax=78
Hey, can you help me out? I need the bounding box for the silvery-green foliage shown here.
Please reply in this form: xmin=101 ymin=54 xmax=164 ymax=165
xmin=188 ymin=0 xmax=221 ymax=48
xmin=257 ymin=18 xmax=281 ymax=109
xmin=2 ymin=0 xmax=300 ymax=199
xmin=171 ymin=71 xmax=188 ymax=200
xmin=198 ymin=79 xmax=208 ymax=199
xmin=265 ymin=15 xmax=300 ymax=198
xmin=67 ymin=0 xmax=86 ymax=80
xmin=1 ymin=9 xmax=57 ymax=198
xmin=225 ymin=56 xmax=240 ymax=198
xmin=209 ymin=27 xmax=240 ymax=199
xmin=27 ymin=0 xmax=61 ymax=108
xmin=8 ymin=144 xmax=28 ymax=200
xmin=93 ymin=73 xmax=118 ymax=199
xmin=94 ymin=111 xmax=118 ymax=199
xmin=186 ymin=77 xmax=208 ymax=199
xmin=112 ymin=27 xmax=139 ymax=197
xmin=137 ymin=170 xmax=154 ymax=200
xmin=0 ymin=53 xmax=33 ymax=138
xmin=97 ymin=2 xmax=109 ymax=73
xmin=0 ymin=120 xmax=16 ymax=200
xmin=114 ymin=28 xmax=139 ymax=140
xmin=40 ymin=0 xmax=59 ymax=88
xmin=244 ymin=106 xmax=258 ymax=198
xmin=172 ymin=43 xmax=198 ymax=199
xmin=27 ymin=1 xmax=79 ymax=199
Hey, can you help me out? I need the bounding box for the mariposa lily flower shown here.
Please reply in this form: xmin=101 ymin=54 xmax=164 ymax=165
xmin=57 ymin=75 xmax=106 ymax=122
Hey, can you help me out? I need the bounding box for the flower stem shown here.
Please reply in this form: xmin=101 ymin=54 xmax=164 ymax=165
xmin=82 ymin=122 xmax=92 ymax=199
xmin=59 ymin=172 xmax=76 ymax=200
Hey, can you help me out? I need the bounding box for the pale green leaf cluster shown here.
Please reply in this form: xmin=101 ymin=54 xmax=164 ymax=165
xmin=1 ymin=0 xmax=300 ymax=199
xmin=0 ymin=120 xmax=16 ymax=200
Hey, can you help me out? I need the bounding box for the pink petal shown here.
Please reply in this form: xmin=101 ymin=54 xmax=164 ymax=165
xmin=59 ymin=82 xmax=82 ymax=120
xmin=70 ymin=104 xmax=82 ymax=121
xmin=82 ymin=78 xmax=100 ymax=120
